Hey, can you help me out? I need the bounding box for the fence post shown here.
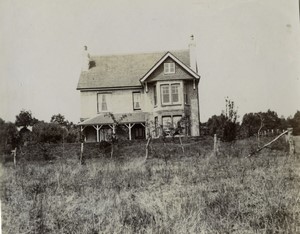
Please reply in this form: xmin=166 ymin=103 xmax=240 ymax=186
xmin=287 ymin=128 xmax=294 ymax=156
xmin=145 ymin=136 xmax=152 ymax=160
xmin=213 ymin=134 xmax=219 ymax=156
xmin=80 ymin=143 xmax=84 ymax=164
xmin=13 ymin=147 xmax=17 ymax=166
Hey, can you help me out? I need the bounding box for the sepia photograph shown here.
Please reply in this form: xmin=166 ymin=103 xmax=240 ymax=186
xmin=0 ymin=0 xmax=300 ymax=233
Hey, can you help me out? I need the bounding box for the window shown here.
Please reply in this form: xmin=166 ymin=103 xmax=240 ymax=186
xmin=162 ymin=115 xmax=184 ymax=134
xmin=171 ymin=84 xmax=179 ymax=103
xmin=173 ymin=115 xmax=182 ymax=128
xmin=154 ymin=85 xmax=157 ymax=106
xmin=161 ymin=85 xmax=170 ymax=104
xmin=162 ymin=116 xmax=172 ymax=131
xmin=97 ymin=93 xmax=111 ymax=112
xmin=133 ymin=92 xmax=141 ymax=110
xmin=164 ymin=62 xmax=175 ymax=74
xmin=160 ymin=83 xmax=180 ymax=105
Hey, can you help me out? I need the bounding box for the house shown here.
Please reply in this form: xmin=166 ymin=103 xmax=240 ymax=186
xmin=77 ymin=36 xmax=201 ymax=142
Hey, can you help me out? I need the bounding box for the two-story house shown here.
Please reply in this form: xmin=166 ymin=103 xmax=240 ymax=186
xmin=77 ymin=36 xmax=201 ymax=142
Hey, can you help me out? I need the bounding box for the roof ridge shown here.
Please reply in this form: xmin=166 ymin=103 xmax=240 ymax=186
xmin=90 ymin=49 xmax=189 ymax=58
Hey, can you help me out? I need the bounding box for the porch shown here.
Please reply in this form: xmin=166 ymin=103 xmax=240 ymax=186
xmin=79 ymin=113 xmax=147 ymax=142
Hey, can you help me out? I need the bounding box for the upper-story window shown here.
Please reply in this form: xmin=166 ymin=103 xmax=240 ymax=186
xmin=161 ymin=83 xmax=180 ymax=105
xmin=164 ymin=62 xmax=175 ymax=74
xmin=132 ymin=92 xmax=141 ymax=110
xmin=97 ymin=93 xmax=111 ymax=112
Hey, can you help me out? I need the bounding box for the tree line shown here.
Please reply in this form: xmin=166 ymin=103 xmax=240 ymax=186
xmin=1 ymin=103 xmax=300 ymax=153
xmin=0 ymin=110 xmax=80 ymax=154
xmin=202 ymin=98 xmax=300 ymax=142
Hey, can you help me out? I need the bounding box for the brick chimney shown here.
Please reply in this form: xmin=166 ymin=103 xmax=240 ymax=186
xmin=188 ymin=35 xmax=198 ymax=73
xmin=82 ymin=45 xmax=90 ymax=72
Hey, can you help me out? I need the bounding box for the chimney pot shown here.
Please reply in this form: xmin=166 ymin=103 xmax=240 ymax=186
xmin=189 ymin=35 xmax=197 ymax=73
xmin=82 ymin=45 xmax=90 ymax=71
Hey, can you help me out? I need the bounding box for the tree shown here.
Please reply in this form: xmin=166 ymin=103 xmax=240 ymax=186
xmin=240 ymin=110 xmax=283 ymax=138
xmin=261 ymin=110 xmax=281 ymax=130
xmin=105 ymin=113 xmax=127 ymax=157
xmin=291 ymin=110 xmax=300 ymax=135
xmin=206 ymin=114 xmax=227 ymax=136
xmin=32 ymin=122 xmax=64 ymax=143
xmin=50 ymin=114 xmax=69 ymax=126
xmin=240 ymin=113 xmax=263 ymax=137
xmin=15 ymin=110 xmax=38 ymax=128
xmin=206 ymin=98 xmax=239 ymax=142
xmin=0 ymin=119 xmax=19 ymax=153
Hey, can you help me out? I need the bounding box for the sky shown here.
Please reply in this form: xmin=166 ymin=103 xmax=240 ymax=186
xmin=0 ymin=0 xmax=300 ymax=123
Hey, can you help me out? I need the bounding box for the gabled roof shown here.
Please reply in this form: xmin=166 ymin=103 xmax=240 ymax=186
xmin=77 ymin=50 xmax=190 ymax=90
xmin=140 ymin=52 xmax=200 ymax=83
xmin=79 ymin=113 xmax=146 ymax=125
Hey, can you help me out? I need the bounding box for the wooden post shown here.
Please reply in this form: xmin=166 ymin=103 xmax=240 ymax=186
xmin=96 ymin=126 xmax=99 ymax=142
xmin=287 ymin=128 xmax=294 ymax=156
xmin=80 ymin=143 xmax=84 ymax=164
xmin=145 ymin=137 xmax=152 ymax=160
xmin=213 ymin=134 xmax=217 ymax=155
xmin=128 ymin=123 xmax=132 ymax=140
xmin=179 ymin=135 xmax=184 ymax=154
xmin=13 ymin=147 xmax=17 ymax=166
xmin=248 ymin=130 xmax=289 ymax=157
xmin=125 ymin=123 xmax=135 ymax=141
xmin=93 ymin=125 xmax=102 ymax=142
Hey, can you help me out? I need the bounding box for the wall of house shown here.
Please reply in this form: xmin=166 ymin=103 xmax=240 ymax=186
xmin=81 ymin=91 xmax=98 ymax=119
xmin=80 ymin=88 xmax=144 ymax=120
xmin=79 ymin=58 xmax=200 ymax=136
xmin=185 ymin=80 xmax=200 ymax=136
xmin=147 ymin=57 xmax=194 ymax=82
xmin=143 ymin=60 xmax=200 ymax=136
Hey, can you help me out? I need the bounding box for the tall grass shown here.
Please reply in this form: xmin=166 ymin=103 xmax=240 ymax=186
xmin=1 ymin=137 xmax=299 ymax=233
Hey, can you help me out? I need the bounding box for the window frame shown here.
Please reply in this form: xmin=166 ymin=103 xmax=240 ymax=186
xmin=160 ymin=83 xmax=181 ymax=106
xmin=162 ymin=116 xmax=172 ymax=131
xmin=97 ymin=92 xmax=112 ymax=113
xmin=164 ymin=62 xmax=175 ymax=74
xmin=132 ymin=91 xmax=141 ymax=111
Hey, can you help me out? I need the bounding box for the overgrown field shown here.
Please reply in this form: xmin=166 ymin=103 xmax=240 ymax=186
xmin=1 ymin=137 xmax=300 ymax=233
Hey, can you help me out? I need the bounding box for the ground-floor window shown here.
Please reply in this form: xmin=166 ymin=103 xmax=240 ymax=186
xmin=160 ymin=115 xmax=186 ymax=136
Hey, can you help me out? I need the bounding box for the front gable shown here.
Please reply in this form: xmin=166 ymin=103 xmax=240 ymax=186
xmin=140 ymin=52 xmax=200 ymax=84
xmin=146 ymin=57 xmax=196 ymax=82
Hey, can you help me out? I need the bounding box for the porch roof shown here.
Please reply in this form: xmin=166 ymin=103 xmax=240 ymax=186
xmin=79 ymin=113 xmax=146 ymax=126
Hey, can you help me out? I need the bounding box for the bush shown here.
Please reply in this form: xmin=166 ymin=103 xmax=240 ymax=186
xmin=32 ymin=122 xmax=64 ymax=143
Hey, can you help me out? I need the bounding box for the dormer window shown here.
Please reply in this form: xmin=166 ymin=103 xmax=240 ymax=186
xmin=164 ymin=62 xmax=175 ymax=74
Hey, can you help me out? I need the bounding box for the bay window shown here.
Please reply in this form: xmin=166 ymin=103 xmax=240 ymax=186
xmin=160 ymin=83 xmax=180 ymax=105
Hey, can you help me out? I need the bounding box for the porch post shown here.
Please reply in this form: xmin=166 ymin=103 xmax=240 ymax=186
xmin=140 ymin=123 xmax=147 ymax=139
xmin=93 ymin=125 xmax=103 ymax=142
xmin=125 ymin=123 xmax=135 ymax=140
xmin=96 ymin=126 xmax=99 ymax=142
xmin=128 ymin=123 xmax=132 ymax=140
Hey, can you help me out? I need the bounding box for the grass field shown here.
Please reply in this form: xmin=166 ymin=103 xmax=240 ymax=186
xmin=1 ymin=137 xmax=300 ymax=233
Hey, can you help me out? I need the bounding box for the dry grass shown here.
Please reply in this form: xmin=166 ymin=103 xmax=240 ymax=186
xmin=1 ymin=137 xmax=300 ymax=233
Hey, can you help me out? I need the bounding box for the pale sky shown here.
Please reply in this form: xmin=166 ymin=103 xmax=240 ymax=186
xmin=1 ymin=0 xmax=300 ymax=123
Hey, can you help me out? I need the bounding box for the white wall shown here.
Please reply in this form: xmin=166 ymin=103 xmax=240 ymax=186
xmin=80 ymin=89 xmax=144 ymax=119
